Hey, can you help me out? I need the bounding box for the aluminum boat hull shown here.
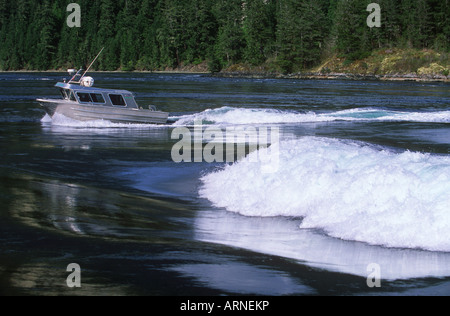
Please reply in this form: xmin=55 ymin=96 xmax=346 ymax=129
xmin=38 ymin=99 xmax=169 ymax=125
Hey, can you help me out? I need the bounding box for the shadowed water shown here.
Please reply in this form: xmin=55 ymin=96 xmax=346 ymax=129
xmin=0 ymin=72 xmax=449 ymax=296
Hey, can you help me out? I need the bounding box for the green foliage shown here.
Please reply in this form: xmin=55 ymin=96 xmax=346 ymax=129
xmin=0 ymin=0 xmax=448 ymax=71
xmin=243 ymin=0 xmax=276 ymax=66
xmin=400 ymin=0 xmax=432 ymax=48
xmin=334 ymin=0 xmax=370 ymax=61
xmin=212 ymin=0 xmax=246 ymax=67
xmin=277 ymin=0 xmax=327 ymax=72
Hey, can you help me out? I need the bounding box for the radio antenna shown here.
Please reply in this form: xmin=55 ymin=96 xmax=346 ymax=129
xmin=80 ymin=47 xmax=105 ymax=81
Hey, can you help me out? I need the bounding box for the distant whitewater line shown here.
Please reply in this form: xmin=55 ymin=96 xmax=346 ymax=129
xmin=172 ymin=106 xmax=450 ymax=126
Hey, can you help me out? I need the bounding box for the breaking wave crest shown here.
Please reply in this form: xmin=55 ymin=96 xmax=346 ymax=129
xmin=200 ymin=137 xmax=450 ymax=252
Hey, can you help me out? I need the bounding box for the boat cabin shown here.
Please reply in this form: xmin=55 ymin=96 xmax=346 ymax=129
xmin=55 ymin=82 xmax=139 ymax=109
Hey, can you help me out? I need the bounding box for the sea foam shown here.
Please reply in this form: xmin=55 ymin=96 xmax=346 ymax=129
xmin=173 ymin=106 xmax=450 ymax=125
xmin=200 ymin=137 xmax=450 ymax=252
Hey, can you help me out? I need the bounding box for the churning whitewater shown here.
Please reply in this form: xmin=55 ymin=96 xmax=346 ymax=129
xmin=200 ymin=137 xmax=450 ymax=252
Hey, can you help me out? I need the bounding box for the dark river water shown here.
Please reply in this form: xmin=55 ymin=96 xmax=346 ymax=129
xmin=0 ymin=72 xmax=449 ymax=296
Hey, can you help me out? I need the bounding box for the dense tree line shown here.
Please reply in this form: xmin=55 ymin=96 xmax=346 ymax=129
xmin=0 ymin=0 xmax=448 ymax=72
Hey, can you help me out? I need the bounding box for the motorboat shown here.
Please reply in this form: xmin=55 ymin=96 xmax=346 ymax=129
xmin=37 ymin=50 xmax=169 ymax=125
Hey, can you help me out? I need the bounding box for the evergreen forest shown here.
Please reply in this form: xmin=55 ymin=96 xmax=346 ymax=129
xmin=0 ymin=0 xmax=448 ymax=73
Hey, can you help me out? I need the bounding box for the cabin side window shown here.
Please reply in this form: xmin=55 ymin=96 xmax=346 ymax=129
xmin=77 ymin=92 xmax=92 ymax=103
xmin=90 ymin=93 xmax=105 ymax=104
xmin=109 ymin=94 xmax=126 ymax=106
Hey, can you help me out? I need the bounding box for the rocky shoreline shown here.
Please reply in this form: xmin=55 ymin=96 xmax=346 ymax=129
xmin=213 ymin=71 xmax=449 ymax=83
xmin=2 ymin=68 xmax=448 ymax=83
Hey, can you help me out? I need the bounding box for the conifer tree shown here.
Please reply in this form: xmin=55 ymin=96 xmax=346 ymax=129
xmin=35 ymin=0 xmax=59 ymax=70
xmin=136 ymin=0 xmax=160 ymax=70
xmin=213 ymin=0 xmax=245 ymax=66
xmin=97 ymin=0 xmax=119 ymax=70
xmin=277 ymin=0 xmax=326 ymax=72
xmin=400 ymin=0 xmax=432 ymax=48
xmin=243 ymin=0 xmax=276 ymax=66
xmin=0 ymin=0 xmax=448 ymax=71
xmin=334 ymin=0 xmax=370 ymax=61
xmin=379 ymin=0 xmax=401 ymax=48
xmin=117 ymin=0 xmax=141 ymax=70
xmin=430 ymin=0 xmax=449 ymax=50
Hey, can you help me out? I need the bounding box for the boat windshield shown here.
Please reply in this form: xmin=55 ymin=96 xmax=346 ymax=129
xmin=60 ymin=88 xmax=76 ymax=101
xmin=59 ymin=88 xmax=69 ymax=100
xmin=69 ymin=90 xmax=77 ymax=102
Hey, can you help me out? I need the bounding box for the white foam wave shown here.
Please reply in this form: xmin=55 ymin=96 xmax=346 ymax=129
xmin=332 ymin=108 xmax=450 ymax=123
xmin=200 ymin=137 xmax=450 ymax=252
xmin=172 ymin=107 xmax=322 ymax=125
xmin=172 ymin=107 xmax=450 ymax=126
xmin=40 ymin=114 xmax=53 ymax=123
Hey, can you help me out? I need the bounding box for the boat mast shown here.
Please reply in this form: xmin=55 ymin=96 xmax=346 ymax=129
xmin=69 ymin=47 xmax=104 ymax=84
xmin=80 ymin=47 xmax=104 ymax=81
